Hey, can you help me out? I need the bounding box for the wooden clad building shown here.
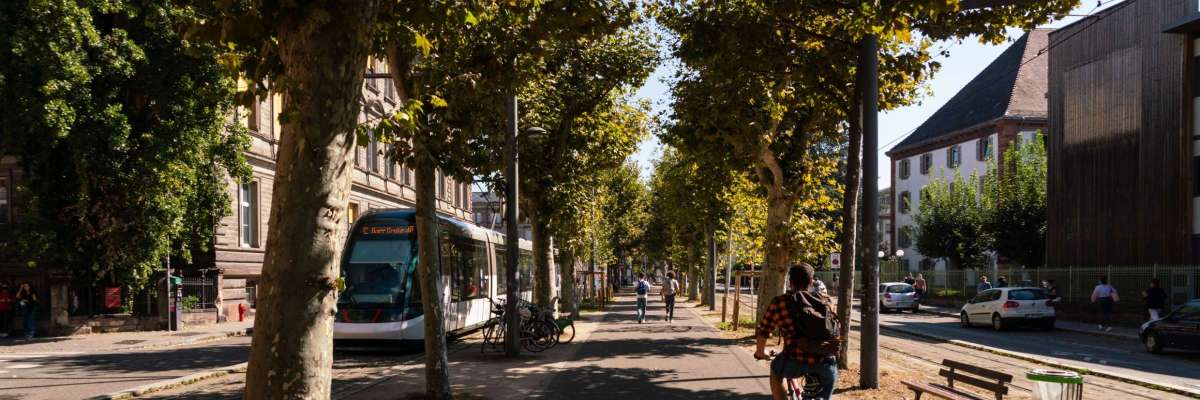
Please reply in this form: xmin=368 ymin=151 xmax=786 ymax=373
xmin=1047 ymin=0 xmax=1200 ymax=266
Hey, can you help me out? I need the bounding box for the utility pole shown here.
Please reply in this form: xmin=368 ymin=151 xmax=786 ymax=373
xmin=706 ymin=228 xmax=716 ymax=310
xmin=858 ymin=34 xmax=881 ymax=389
xmin=503 ymin=93 xmax=521 ymax=357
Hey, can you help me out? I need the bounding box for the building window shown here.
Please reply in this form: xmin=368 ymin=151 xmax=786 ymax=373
xmin=246 ymin=99 xmax=260 ymax=133
xmin=366 ymin=58 xmax=378 ymax=91
xmin=976 ymin=137 xmax=993 ymax=161
xmin=899 ymin=159 xmax=910 ymax=180
xmin=239 ymin=181 xmax=259 ymax=248
xmin=436 ymin=171 xmax=446 ymax=199
xmin=0 ymin=173 xmax=10 ymax=225
xmin=367 ymin=135 xmax=379 ymax=173
xmin=947 ymin=145 xmax=961 ymax=168
xmin=401 ymin=165 xmax=411 ymax=186
xmin=385 ymin=144 xmax=397 ymax=180
xmin=898 ymin=226 xmax=912 ymax=248
xmin=920 ymin=153 xmax=932 ymax=175
xmin=899 ymin=191 xmax=911 ymax=214
xmin=920 ymin=187 xmax=931 ymax=203
xmin=348 ymin=203 xmax=359 ymax=229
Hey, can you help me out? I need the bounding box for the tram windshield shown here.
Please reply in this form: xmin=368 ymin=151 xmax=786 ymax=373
xmin=339 ymin=224 xmax=416 ymax=307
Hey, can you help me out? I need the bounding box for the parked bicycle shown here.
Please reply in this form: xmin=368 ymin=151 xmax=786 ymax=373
xmin=482 ymin=297 xmax=558 ymax=353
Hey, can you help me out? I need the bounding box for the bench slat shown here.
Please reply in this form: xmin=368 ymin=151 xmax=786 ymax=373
xmin=943 ymin=359 xmax=1013 ymax=382
xmin=939 ymin=369 xmax=1009 ymax=394
xmin=903 ymin=381 xmax=985 ymax=400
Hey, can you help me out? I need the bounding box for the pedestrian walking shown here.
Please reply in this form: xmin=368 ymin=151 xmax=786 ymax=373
xmin=634 ymin=273 xmax=650 ymax=324
xmin=903 ymin=273 xmax=915 ymax=285
xmin=15 ymin=282 xmax=38 ymax=339
xmin=1043 ymin=279 xmax=1060 ymax=304
xmin=753 ymin=263 xmax=840 ymax=400
xmin=661 ymin=272 xmax=680 ymax=322
xmin=1091 ymin=277 xmax=1119 ymax=331
xmin=977 ymin=276 xmax=992 ymax=292
xmin=913 ymin=274 xmax=928 ymax=299
xmin=0 ymin=281 xmax=12 ymax=338
xmin=809 ymin=276 xmax=828 ymax=297
xmin=1143 ymin=278 xmax=1168 ymax=321
xmin=996 ymin=275 xmax=1009 ymax=288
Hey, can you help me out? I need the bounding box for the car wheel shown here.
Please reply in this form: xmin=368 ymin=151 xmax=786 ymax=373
xmin=879 ymin=302 xmax=889 ymax=314
xmin=992 ymin=314 xmax=1004 ymax=331
xmin=960 ymin=312 xmax=971 ymax=328
xmin=1144 ymin=331 xmax=1163 ymax=354
xmin=911 ymin=304 xmax=920 ymax=313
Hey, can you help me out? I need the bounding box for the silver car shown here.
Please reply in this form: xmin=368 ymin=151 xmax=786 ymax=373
xmin=880 ymin=282 xmax=920 ymax=313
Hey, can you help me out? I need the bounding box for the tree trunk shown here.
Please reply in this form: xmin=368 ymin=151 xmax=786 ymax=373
xmin=413 ymin=152 xmax=452 ymax=398
xmin=837 ymin=94 xmax=864 ymax=370
xmin=558 ymin=248 xmax=579 ymax=318
xmin=244 ymin=3 xmax=377 ymax=398
xmin=757 ymin=189 xmax=795 ymax=319
xmin=706 ymin=228 xmax=717 ymax=310
xmin=688 ymin=242 xmax=700 ymax=301
xmin=530 ymin=211 xmax=553 ymax=310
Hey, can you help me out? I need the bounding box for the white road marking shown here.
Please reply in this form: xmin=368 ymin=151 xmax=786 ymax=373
xmin=5 ymin=364 xmax=39 ymax=369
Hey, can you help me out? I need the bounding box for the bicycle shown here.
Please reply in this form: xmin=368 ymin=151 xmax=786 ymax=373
xmin=550 ymin=296 xmax=576 ymax=344
xmin=753 ymin=350 xmax=823 ymax=400
xmin=484 ymin=297 xmax=557 ymax=353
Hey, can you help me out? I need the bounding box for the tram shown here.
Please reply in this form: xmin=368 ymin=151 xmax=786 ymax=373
xmin=333 ymin=209 xmax=550 ymax=345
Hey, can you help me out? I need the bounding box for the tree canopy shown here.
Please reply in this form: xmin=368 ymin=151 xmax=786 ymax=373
xmin=0 ymin=0 xmax=248 ymax=295
xmin=984 ymin=132 xmax=1047 ymax=268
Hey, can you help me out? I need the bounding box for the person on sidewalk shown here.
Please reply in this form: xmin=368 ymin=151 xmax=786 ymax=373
xmin=903 ymin=273 xmax=915 ymax=285
xmin=661 ymin=272 xmax=679 ymax=323
xmin=996 ymin=275 xmax=1009 ymax=288
xmin=913 ymin=274 xmax=927 ymax=299
xmin=1143 ymin=279 xmax=1168 ymax=321
xmin=1043 ymin=279 xmax=1060 ymax=304
xmin=753 ymin=263 xmax=840 ymax=400
xmin=15 ymin=282 xmax=38 ymax=339
xmin=0 ymin=281 xmax=12 ymax=338
xmin=977 ymin=276 xmax=992 ymax=292
xmin=810 ymin=276 xmax=828 ymax=297
xmin=635 ymin=273 xmax=650 ymax=324
xmin=1091 ymin=277 xmax=1119 ymax=332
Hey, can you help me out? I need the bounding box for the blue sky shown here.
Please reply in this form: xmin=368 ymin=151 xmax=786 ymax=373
xmin=630 ymin=1 xmax=1121 ymax=187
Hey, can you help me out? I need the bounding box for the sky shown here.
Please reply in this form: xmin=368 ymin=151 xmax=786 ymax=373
xmin=629 ymin=1 xmax=1122 ymax=186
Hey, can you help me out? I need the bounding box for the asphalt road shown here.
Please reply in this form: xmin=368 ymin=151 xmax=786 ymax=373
xmin=876 ymin=310 xmax=1200 ymax=394
xmin=0 ymin=336 xmax=252 ymax=400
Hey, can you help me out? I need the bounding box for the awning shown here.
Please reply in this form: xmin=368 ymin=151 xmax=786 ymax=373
xmin=1165 ymin=13 xmax=1200 ymax=34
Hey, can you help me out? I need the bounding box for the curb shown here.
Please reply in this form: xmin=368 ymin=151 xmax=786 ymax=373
xmin=86 ymin=362 xmax=249 ymax=400
xmin=877 ymin=321 xmax=1200 ymax=398
xmin=115 ymin=328 xmax=254 ymax=352
xmin=919 ymin=308 xmax=1137 ymax=341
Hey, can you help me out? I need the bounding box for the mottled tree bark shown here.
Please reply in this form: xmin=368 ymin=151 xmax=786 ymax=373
xmin=837 ymin=96 xmax=863 ymax=370
xmin=414 ymin=154 xmax=452 ymax=398
xmin=757 ymin=188 xmax=795 ymax=319
xmin=558 ymin=248 xmax=579 ymax=318
xmin=244 ymin=2 xmax=378 ymax=398
xmin=529 ymin=210 xmax=553 ymax=310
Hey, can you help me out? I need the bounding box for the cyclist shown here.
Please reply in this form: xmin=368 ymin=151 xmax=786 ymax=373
xmin=753 ymin=263 xmax=840 ymax=400
xmin=661 ymin=272 xmax=680 ymax=322
xmin=635 ymin=273 xmax=650 ymax=323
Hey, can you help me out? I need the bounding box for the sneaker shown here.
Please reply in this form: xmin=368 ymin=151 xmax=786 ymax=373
xmin=1098 ymin=324 xmax=1104 ymax=330
xmin=1105 ymin=326 xmax=1113 ymax=332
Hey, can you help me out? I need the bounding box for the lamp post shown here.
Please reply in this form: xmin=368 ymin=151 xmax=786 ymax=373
xmin=504 ymin=124 xmax=546 ymax=358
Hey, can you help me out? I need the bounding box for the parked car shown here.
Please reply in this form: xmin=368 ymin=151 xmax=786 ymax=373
xmin=1140 ymin=299 xmax=1200 ymax=353
xmin=880 ymin=282 xmax=920 ymax=313
xmin=959 ymin=287 xmax=1055 ymax=331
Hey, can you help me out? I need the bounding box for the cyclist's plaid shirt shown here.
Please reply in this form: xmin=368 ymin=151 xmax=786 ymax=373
xmin=755 ymin=291 xmax=837 ymax=365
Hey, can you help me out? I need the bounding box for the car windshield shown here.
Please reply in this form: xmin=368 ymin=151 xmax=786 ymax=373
xmin=884 ymin=284 xmax=914 ymax=294
xmin=339 ymin=227 xmax=416 ymax=306
xmin=1007 ymin=289 xmax=1048 ymax=301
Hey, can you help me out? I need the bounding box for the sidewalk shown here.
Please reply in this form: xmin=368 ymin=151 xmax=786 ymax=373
xmin=349 ymin=288 xmax=772 ymax=399
xmin=0 ymin=320 xmax=253 ymax=354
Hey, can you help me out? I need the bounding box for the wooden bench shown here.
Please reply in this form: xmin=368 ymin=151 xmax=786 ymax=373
xmin=903 ymin=359 xmax=1013 ymax=400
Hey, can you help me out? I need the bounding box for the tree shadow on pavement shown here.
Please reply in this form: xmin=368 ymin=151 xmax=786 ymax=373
xmin=43 ymin=343 xmax=250 ymax=375
xmin=532 ymin=365 xmax=759 ymax=399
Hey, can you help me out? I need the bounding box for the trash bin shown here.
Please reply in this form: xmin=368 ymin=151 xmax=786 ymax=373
xmin=1027 ymin=369 xmax=1083 ymax=400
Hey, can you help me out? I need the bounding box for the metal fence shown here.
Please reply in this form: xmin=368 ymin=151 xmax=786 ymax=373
xmin=180 ymin=277 xmax=218 ymax=309
xmin=817 ymin=264 xmax=1200 ymax=309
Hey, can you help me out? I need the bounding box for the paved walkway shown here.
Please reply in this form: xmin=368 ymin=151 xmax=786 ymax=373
xmin=350 ymin=286 xmax=773 ymax=399
xmin=0 ymin=320 xmax=253 ymax=354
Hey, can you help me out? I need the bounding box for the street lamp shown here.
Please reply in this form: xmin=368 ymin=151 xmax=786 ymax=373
xmin=895 ymin=249 xmax=905 ymax=258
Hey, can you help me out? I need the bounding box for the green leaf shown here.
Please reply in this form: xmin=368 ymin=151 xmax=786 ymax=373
xmin=413 ymin=32 xmax=432 ymax=56
xmin=464 ymin=11 xmax=479 ymax=26
xmin=429 ymin=95 xmax=448 ymax=108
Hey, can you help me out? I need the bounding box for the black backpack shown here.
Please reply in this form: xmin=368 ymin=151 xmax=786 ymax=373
xmin=792 ymin=291 xmax=839 ymax=343
xmin=636 ymin=281 xmax=648 ymax=295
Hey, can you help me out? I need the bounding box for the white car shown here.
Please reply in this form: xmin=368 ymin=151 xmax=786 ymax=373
xmin=880 ymin=282 xmax=920 ymax=313
xmin=960 ymin=287 xmax=1056 ymax=331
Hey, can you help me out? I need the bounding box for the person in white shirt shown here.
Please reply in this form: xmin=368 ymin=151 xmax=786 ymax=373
xmin=1091 ymin=277 xmax=1120 ymax=331
xmin=661 ymin=272 xmax=680 ymax=322
xmin=634 ymin=273 xmax=650 ymax=323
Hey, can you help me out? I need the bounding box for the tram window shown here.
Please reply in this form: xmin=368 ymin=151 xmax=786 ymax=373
xmin=518 ymin=250 xmax=534 ymax=295
xmin=473 ymin=245 xmax=489 ymax=299
xmin=494 ymin=248 xmax=507 ymax=294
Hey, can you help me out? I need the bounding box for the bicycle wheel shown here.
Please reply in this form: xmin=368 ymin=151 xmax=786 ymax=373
xmin=530 ymin=320 xmax=558 ymax=350
xmin=520 ymin=321 xmax=546 ymax=352
xmin=556 ymin=320 xmax=576 ymax=344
